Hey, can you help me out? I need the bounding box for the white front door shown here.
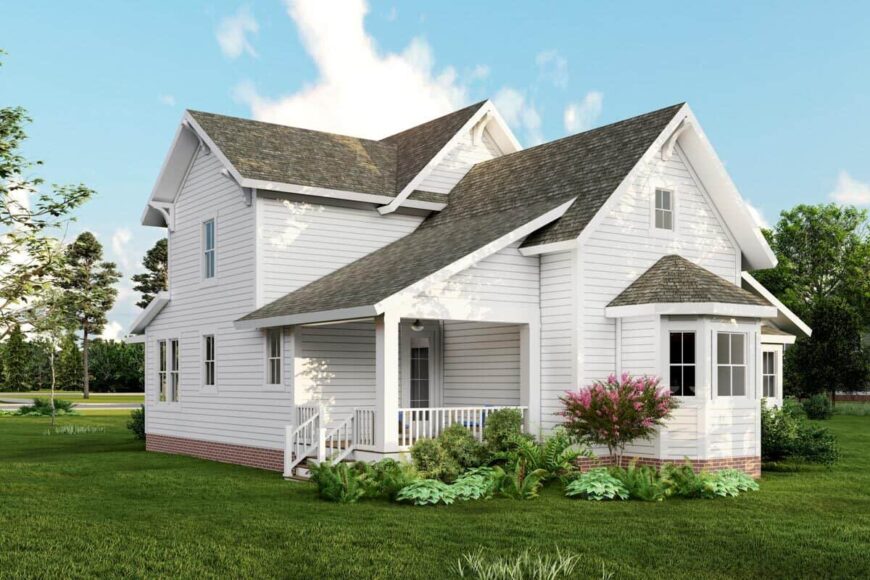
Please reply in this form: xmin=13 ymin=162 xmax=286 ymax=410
xmin=401 ymin=319 xmax=441 ymax=408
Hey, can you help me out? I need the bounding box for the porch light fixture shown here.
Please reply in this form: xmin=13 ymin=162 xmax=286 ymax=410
xmin=410 ymin=319 xmax=424 ymax=332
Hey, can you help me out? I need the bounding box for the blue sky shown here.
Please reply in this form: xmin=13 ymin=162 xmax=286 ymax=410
xmin=2 ymin=0 xmax=869 ymax=335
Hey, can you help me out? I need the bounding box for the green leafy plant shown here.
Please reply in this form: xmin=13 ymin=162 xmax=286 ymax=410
xmin=660 ymin=462 xmax=716 ymax=499
xmin=307 ymin=461 xmax=367 ymax=504
xmin=454 ymin=547 xmax=580 ymax=579
xmin=496 ymin=464 xmax=548 ymax=500
xmin=610 ymin=460 xmax=666 ymax=502
xmin=565 ymin=468 xmax=629 ymax=501
xmin=410 ymin=437 xmax=461 ymax=482
xmin=483 ymin=408 xmax=531 ymax=454
xmin=803 ymin=394 xmax=833 ymax=420
xmin=506 ymin=429 xmax=588 ymax=481
xmin=762 ymin=400 xmax=839 ymax=465
xmin=396 ymin=479 xmax=456 ymax=506
xmin=15 ymin=397 xmax=76 ymax=417
xmin=709 ymin=469 xmax=759 ymax=497
xmin=127 ymin=405 xmax=145 ymax=440
xmin=355 ymin=459 xmax=418 ymax=501
xmin=438 ymin=423 xmax=488 ymax=469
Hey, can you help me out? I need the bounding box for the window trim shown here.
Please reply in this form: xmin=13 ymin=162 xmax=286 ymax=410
xmin=265 ymin=328 xmax=284 ymax=387
xmin=668 ymin=331 xmax=697 ymax=397
xmin=201 ymin=216 xmax=217 ymax=283
xmin=761 ymin=346 xmax=781 ymax=400
xmin=714 ymin=331 xmax=748 ymax=398
xmin=648 ymin=178 xmax=679 ymax=237
xmin=203 ymin=334 xmax=216 ymax=389
xmin=654 ymin=188 xmax=675 ymax=231
xmin=156 ymin=337 xmax=181 ymax=404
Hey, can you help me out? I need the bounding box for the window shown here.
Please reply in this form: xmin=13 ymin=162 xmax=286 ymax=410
xmin=410 ymin=345 xmax=430 ymax=408
xmin=170 ymin=339 xmax=180 ymax=402
xmin=157 ymin=338 xmax=180 ymax=402
xmin=669 ymin=332 xmax=696 ymax=396
xmin=158 ymin=340 xmax=167 ymax=402
xmin=266 ymin=328 xmax=282 ymax=385
xmin=654 ymin=188 xmax=674 ymax=230
xmin=203 ymin=335 xmax=215 ymax=387
xmin=203 ymin=219 xmax=215 ymax=279
xmin=716 ymin=333 xmax=746 ymax=396
xmin=762 ymin=351 xmax=777 ymax=398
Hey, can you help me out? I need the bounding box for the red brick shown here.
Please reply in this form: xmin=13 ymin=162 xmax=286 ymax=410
xmin=146 ymin=434 xmax=284 ymax=472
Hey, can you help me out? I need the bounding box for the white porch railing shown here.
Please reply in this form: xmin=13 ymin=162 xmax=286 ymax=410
xmin=397 ymin=406 xmax=528 ymax=449
xmin=284 ymin=411 xmax=320 ymax=477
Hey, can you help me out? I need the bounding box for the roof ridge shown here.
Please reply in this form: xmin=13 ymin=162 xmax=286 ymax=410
xmin=378 ymin=100 xmax=488 ymax=143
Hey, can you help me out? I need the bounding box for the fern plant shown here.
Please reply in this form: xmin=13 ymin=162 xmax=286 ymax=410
xmin=510 ymin=429 xmax=588 ymax=481
xmin=307 ymin=461 xmax=367 ymax=504
xmin=497 ymin=464 xmax=549 ymax=500
xmin=610 ymin=460 xmax=666 ymax=502
xmin=564 ymin=469 xmax=629 ymax=501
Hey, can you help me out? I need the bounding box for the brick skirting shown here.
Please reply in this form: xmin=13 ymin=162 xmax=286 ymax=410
xmin=576 ymin=455 xmax=761 ymax=478
xmin=146 ymin=433 xmax=284 ymax=472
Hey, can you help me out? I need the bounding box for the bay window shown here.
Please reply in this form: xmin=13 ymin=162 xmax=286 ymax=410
xmin=716 ymin=332 xmax=746 ymax=396
xmin=668 ymin=332 xmax=696 ymax=396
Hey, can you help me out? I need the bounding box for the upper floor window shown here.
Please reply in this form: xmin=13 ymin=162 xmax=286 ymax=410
xmin=266 ymin=328 xmax=282 ymax=385
xmin=668 ymin=332 xmax=696 ymax=396
xmin=716 ymin=332 xmax=746 ymax=396
xmin=157 ymin=338 xmax=180 ymax=402
xmin=203 ymin=335 xmax=215 ymax=387
xmin=762 ymin=351 xmax=777 ymax=398
xmin=654 ymin=188 xmax=674 ymax=230
xmin=203 ymin=219 xmax=216 ymax=279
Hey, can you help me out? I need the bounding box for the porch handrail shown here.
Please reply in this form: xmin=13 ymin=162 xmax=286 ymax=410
xmin=284 ymin=412 xmax=320 ymax=477
xmin=397 ymin=405 xmax=528 ymax=448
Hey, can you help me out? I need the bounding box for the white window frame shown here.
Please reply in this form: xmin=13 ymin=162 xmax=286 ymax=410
xmin=156 ymin=337 xmax=180 ymax=404
xmin=203 ymin=334 xmax=216 ymax=389
xmin=761 ymin=344 xmax=783 ymax=403
xmin=654 ymin=188 xmax=675 ymax=231
xmin=668 ymin=331 xmax=697 ymax=397
xmin=715 ymin=331 xmax=748 ymax=397
xmin=648 ymin=177 xmax=679 ymax=237
xmin=157 ymin=339 xmax=168 ymax=402
xmin=202 ymin=217 xmax=216 ymax=282
xmin=265 ymin=328 xmax=283 ymax=387
xmin=400 ymin=319 xmax=442 ymax=408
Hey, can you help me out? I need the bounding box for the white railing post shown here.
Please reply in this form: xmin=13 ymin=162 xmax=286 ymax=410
xmin=317 ymin=425 xmax=327 ymax=462
xmin=284 ymin=425 xmax=293 ymax=477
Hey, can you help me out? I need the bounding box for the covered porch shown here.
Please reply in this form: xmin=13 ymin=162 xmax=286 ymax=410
xmin=283 ymin=311 xmax=538 ymax=475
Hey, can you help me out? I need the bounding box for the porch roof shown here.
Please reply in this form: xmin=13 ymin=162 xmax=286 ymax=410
xmin=235 ymin=197 xmax=574 ymax=328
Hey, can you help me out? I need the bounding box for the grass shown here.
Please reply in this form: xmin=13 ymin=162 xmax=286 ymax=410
xmin=0 ymin=390 xmax=143 ymax=404
xmin=834 ymin=402 xmax=870 ymax=416
xmin=1 ymin=414 xmax=869 ymax=579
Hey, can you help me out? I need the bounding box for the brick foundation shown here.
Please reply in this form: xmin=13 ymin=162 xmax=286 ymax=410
xmin=146 ymin=433 xmax=284 ymax=472
xmin=576 ymin=454 xmax=761 ymax=478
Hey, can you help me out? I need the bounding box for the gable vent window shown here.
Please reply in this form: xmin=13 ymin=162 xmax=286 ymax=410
xmin=654 ymin=188 xmax=674 ymax=230
xmin=203 ymin=219 xmax=216 ymax=279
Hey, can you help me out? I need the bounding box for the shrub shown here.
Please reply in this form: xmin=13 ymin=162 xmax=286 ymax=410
xmin=802 ymin=394 xmax=833 ymax=420
xmin=709 ymin=469 xmax=759 ymax=497
xmin=610 ymin=460 xmax=666 ymax=502
xmin=308 ymin=461 xmax=367 ymax=503
xmin=660 ymin=463 xmax=715 ymax=499
xmin=483 ymin=408 xmax=530 ymax=454
xmin=410 ymin=437 xmax=461 ymax=482
xmin=454 ymin=548 xmax=579 ymax=579
xmin=127 ymin=406 xmax=145 ymax=440
xmin=396 ymin=479 xmax=457 ymax=506
xmin=438 ymin=423 xmax=487 ymax=469
xmin=761 ymin=400 xmax=839 ymax=465
xmin=565 ymin=468 xmax=629 ymax=501
xmin=502 ymin=429 xmax=588 ymax=481
xmin=16 ymin=398 xmax=76 ymax=416
xmin=355 ymin=459 xmax=418 ymax=501
xmin=560 ymin=373 xmax=677 ymax=465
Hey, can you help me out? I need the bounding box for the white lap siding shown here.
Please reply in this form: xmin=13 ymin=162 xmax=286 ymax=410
xmin=145 ymin=148 xmax=294 ymax=450
xmin=416 ymin=129 xmax=502 ymax=195
xmin=442 ymin=322 xmax=521 ymax=407
xmin=539 ymin=251 xmax=574 ymax=432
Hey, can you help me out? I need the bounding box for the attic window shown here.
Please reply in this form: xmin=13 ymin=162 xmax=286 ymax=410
xmin=654 ymin=188 xmax=674 ymax=230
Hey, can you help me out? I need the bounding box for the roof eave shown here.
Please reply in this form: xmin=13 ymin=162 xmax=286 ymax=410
xmin=605 ymin=302 xmax=777 ymax=319
xmin=127 ymin=292 xmax=170 ymax=335
xmin=741 ymin=272 xmax=812 ymax=337
xmin=234 ymin=306 xmax=379 ymax=330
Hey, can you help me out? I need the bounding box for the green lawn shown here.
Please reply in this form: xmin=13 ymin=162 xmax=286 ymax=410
xmin=0 ymin=391 xmax=143 ymax=404
xmin=1 ymin=414 xmax=868 ymax=579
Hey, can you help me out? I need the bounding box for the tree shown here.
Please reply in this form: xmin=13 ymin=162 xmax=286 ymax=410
xmin=0 ymin=52 xmax=92 ymax=339
xmin=59 ymin=232 xmax=120 ymax=398
xmin=754 ymin=204 xmax=870 ymax=325
xmin=2 ymin=323 xmax=29 ymax=391
xmin=131 ymin=238 xmax=167 ymax=308
xmin=89 ymin=339 xmax=144 ymax=392
xmin=785 ymin=299 xmax=869 ymax=403
xmin=56 ymin=333 xmax=82 ymax=391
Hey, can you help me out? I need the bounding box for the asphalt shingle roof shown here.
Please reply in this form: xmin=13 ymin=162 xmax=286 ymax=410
xmin=608 ymin=255 xmax=771 ymax=308
xmin=238 ymin=198 xmax=573 ymax=322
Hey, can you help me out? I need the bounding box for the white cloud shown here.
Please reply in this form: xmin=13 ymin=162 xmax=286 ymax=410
xmin=233 ymin=0 xmax=470 ymax=139
xmin=216 ymin=5 xmax=259 ymax=59
xmin=744 ymin=199 xmax=770 ymax=229
xmin=158 ymin=94 xmax=176 ymax=107
xmin=536 ymin=50 xmax=569 ymax=88
xmin=494 ymin=87 xmax=543 ymax=146
xmin=111 ymin=227 xmax=133 ymax=271
xmin=563 ymin=91 xmax=604 ymax=134
xmin=468 ymin=64 xmax=490 ymax=81
xmin=830 ymin=170 xmax=870 ymax=206
xmin=99 ymin=321 xmax=124 ymax=341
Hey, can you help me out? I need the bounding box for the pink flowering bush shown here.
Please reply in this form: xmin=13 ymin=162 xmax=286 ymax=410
xmin=559 ymin=373 xmax=678 ymax=466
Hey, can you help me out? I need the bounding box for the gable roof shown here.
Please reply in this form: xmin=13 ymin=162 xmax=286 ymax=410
xmin=236 ymin=197 xmax=574 ymax=328
xmin=417 ymin=103 xmax=684 ymax=248
xmin=381 ymin=101 xmax=488 ymax=194
xmin=742 ymin=272 xmax=812 ymax=337
xmin=187 ymin=111 xmax=397 ymax=197
xmin=608 ymin=255 xmax=770 ymax=308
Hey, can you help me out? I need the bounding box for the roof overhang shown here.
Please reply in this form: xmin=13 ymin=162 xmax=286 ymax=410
xmin=127 ymin=292 xmax=170 ymax=335
xmin=741 ymin=272 xmax=812 ymax=337
xmin=761 ymin=326 xmax=797 ymax=345
xmin=605 ymin=302 xmax=777 ymax=319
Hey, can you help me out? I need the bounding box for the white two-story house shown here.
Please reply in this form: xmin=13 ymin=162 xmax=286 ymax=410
xmin=128 ymin=100 xmax=809 ymax=478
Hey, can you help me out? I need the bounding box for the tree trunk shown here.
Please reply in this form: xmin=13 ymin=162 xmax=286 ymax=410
xmin=82 ymin=326 xmax=89 ymax=399
xmin=50 ymin=349 xmax=56 ymax=431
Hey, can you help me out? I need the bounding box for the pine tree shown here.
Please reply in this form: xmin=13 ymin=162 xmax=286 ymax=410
xmin=131 ymin=238 xmax=168 ymax=308
xmin=59 ymin=232 xmax=120 ymax=398
xmin=2 ymin=324 xmax=29 ymax=391
xmin=57 ymin=333 xmax=83 ymax=391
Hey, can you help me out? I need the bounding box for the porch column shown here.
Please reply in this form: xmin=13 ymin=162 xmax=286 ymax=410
xmin=375 ymin=311 xmax=400 ymax=453
xmin=520 ymin=320 xmax=541 ymax=438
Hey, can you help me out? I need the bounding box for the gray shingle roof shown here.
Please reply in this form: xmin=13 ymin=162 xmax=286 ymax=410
xmin=421 ymin=103 xmax=683 ymax=246
xmin=381 ymin=101 xmax=486 ymax=193
xmin=238 ymin=197 xmax=573 ymax=322
xmin=608 ymin=255 xmax=771 ymax=308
